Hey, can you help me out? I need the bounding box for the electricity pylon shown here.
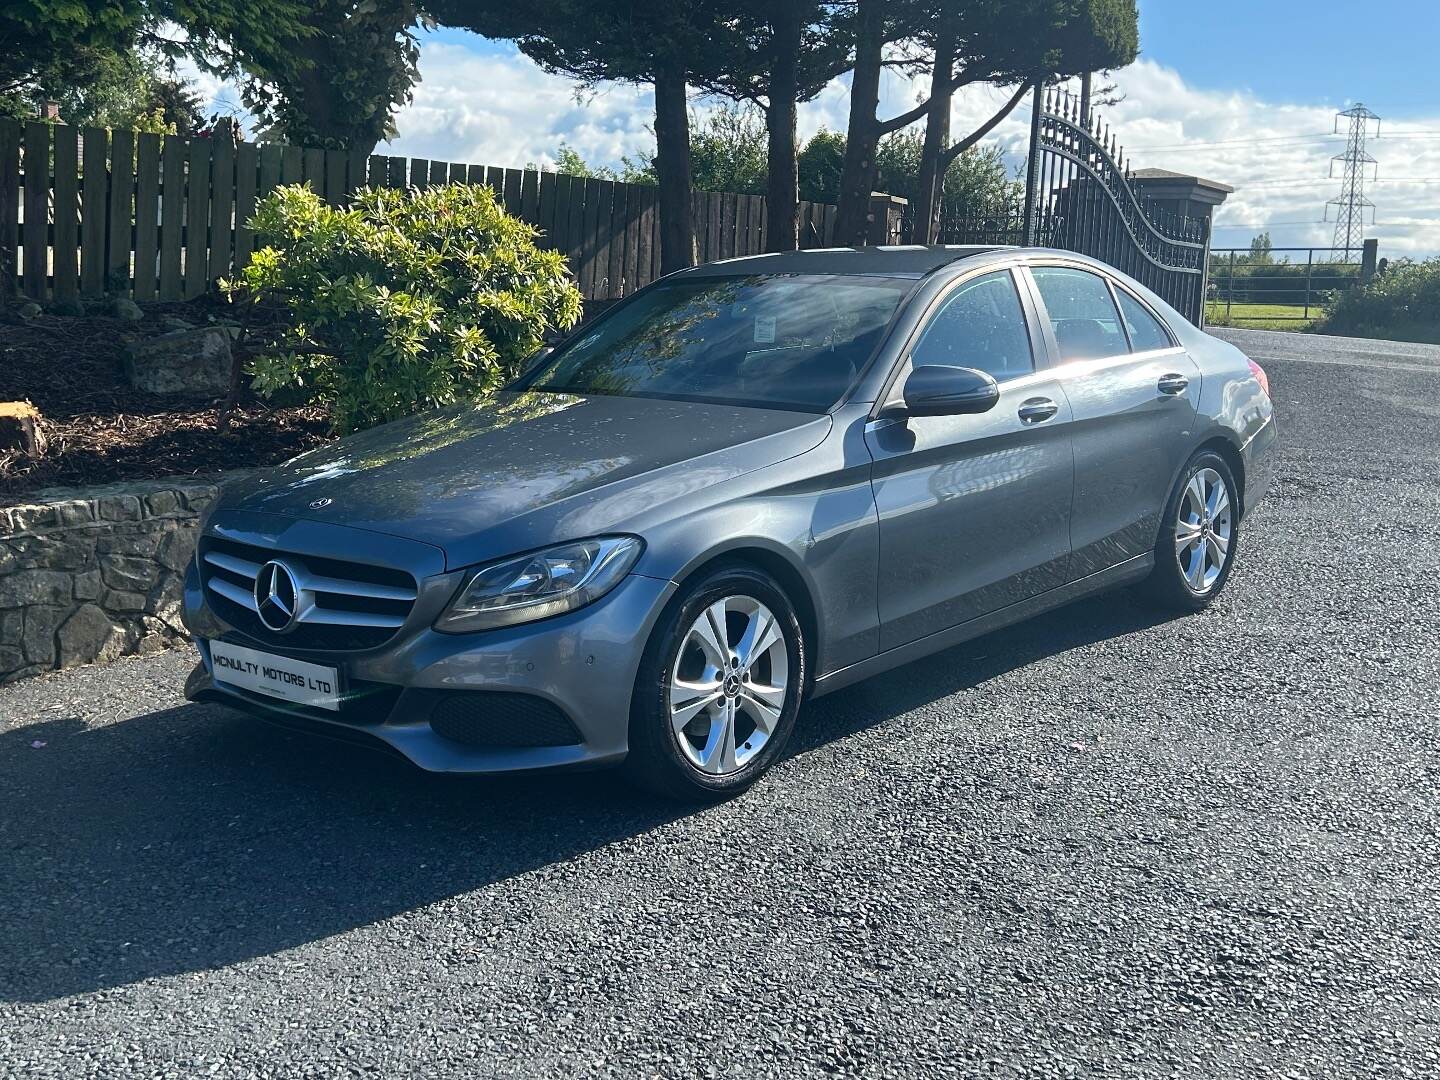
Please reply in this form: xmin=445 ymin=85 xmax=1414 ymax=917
xmin=1326 ymin=103 xmax=1380 ymax=259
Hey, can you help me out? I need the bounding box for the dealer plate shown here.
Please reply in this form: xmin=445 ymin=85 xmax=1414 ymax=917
xmin=208 ymin=640 xmax=341 ymax=712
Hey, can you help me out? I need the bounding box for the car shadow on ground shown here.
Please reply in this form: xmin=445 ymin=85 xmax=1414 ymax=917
xmin=0 ymin=589 xmax=1176 ymax=1004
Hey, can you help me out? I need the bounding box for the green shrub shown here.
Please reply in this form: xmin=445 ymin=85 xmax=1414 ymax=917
xmin=231 ymin=182 xmax=583 ymax=434
xmin=1318 ymin=258 xmax=1440 ymax=345
xmin=1210 ymin=260 xmax=1358 ymax=307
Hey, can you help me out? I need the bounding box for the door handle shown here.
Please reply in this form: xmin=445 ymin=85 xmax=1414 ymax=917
xmin=1157 ymin=373 xmax=1190 ymax=395
xmin=1017 ymin=397 xmax=1059 ymax=424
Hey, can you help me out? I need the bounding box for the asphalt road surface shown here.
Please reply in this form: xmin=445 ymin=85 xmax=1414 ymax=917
xmin=3 ymin=328 xmax=1438 ymax=1079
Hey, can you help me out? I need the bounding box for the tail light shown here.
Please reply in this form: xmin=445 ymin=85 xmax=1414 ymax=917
xmin=1247 ymin=359 xmax=1270 ymax=398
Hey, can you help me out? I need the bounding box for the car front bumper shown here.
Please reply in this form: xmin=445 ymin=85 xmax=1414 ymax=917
xmin=182 ymin=541 xmax=677 ymax=774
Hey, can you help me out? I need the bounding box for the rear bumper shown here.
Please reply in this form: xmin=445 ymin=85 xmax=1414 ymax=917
xmin=183 ymin=558 xmax=677 ymax=774
xmin=1241 ymin=412 xmax=1278 ymax=516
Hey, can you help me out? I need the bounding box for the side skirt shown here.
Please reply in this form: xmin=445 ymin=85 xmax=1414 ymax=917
xmin=810 ymin=553 xmax=1154 ymax=698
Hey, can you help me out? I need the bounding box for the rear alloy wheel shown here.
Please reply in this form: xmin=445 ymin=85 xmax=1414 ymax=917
xmin=625 ymin=565 xmax=804 ymax=801
xmin=1175 ymin=466 xmax=1233 ymax=594
xmin=1140 ymin=449 xmax=1240 ymax=612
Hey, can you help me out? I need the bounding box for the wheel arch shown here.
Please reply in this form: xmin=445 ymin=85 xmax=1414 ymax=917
xmin=666 ymin=541 xmax=822 ymax=695
xmin=1194 ymin=433 xmax=1247 ymax=519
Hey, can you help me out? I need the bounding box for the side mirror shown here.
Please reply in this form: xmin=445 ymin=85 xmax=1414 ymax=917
xmin=901 ymin=365 xmax=1000 ymax=417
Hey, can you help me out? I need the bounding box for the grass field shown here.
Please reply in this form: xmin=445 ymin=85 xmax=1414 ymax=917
xmin=1204 ymin=302 xmax=1321 ymax=331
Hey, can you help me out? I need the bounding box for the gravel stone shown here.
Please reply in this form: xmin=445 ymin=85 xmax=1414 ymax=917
xmin=0 ymin=329 xmax=1436 ymax=1079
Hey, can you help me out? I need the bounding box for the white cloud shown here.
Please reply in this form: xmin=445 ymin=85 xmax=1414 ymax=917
xmin=801 ymin=55 xmax=1440 ymax=257
xmin=180 ymin=42 xmax=1440 ymax=258
xmin=1090 ymin=60 xmax=1440 ymax=258
xmin=382 ymin=43 xmax=657 ymax=169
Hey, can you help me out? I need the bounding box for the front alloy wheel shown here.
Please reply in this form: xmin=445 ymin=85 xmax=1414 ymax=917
xmin=626 ymin=564 xmax=805 ymax=801
xmin=669 ymin=595 xmax=789 ymax=776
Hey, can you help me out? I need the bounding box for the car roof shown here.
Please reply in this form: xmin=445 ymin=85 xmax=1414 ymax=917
xmin=681 ymin=245 xmax=1009 ymax=279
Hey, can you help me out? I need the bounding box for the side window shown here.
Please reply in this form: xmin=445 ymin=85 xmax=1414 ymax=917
xmin=910 ymin=271 xmax=1033 ymax=381
xmin=1115 ymin=288 xmax=1174 ymax=352
xmin=1030 ymin=266 xmax=1128 ymax=362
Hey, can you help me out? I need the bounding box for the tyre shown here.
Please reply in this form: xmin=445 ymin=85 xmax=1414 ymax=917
xmin=1139 ymin=449 xmax=1240 ymax=612
xmin=624 ymin=563 xmax=806 ymax=801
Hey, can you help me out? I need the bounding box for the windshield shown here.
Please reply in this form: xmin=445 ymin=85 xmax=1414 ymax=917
xmin=520 ymin=274 xmax=913 ymax=412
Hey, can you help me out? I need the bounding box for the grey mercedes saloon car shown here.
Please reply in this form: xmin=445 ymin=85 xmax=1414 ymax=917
xmin=182 ymin=245 xmax=1276 ymax=800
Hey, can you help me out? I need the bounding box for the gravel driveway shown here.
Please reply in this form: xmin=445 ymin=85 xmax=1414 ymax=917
xmin=3 ymin=327 xmax=1438 ymax=1079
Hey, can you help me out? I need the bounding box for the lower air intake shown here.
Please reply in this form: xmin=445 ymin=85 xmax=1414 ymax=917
xmin=426 ymin=691 xmax=582 ymax=748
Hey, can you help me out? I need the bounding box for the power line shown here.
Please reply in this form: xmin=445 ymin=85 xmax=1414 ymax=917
xmin=1126 ymin=129 xmax=1440 ymax=152
xmin=1212 ymin=220 xmax=1328 ymax=228
xmin=1128 ymin=132 xmax=1337 ymax=150
xmin=1239 ymin=177 xmax=1440 ymax=188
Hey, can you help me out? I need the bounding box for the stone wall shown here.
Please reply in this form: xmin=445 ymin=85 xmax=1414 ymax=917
xmin=0 ymin=479 xmax=222 ymax=683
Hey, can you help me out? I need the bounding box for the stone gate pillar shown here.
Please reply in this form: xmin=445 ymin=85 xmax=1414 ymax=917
xmin=1131 ymin=169 xmax=1234 ymax=325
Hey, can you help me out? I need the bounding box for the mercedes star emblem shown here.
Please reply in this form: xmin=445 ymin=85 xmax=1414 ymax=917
xmin=254 ymin=560 xmax=301 ymax=632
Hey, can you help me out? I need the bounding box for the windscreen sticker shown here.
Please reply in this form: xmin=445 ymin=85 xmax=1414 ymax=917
xmin=754 ymin=315 xmax=776 ymax=344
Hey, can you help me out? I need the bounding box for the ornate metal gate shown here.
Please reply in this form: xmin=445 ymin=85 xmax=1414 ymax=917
xmin=1022 ymin=86 xmax=1211 ymax=324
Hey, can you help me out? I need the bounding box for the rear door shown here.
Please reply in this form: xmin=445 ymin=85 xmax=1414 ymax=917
xmin=1023 ymin=263 xmax=1202 ymax=578
xmin=865 ymin=267 xmax=1074 ymax=651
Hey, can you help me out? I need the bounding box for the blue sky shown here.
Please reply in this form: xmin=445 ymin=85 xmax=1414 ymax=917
xmin=192 ymin=3 xmax=1440 ymax=256
xmin=1139 ymin=1 xmax=1439 ymax=119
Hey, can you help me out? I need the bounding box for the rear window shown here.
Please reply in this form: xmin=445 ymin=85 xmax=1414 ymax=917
xmin=1115 ymin=289 xmax=1174 ymax=352
xmin=1030 ymin=266 xmax=1128 ymax=362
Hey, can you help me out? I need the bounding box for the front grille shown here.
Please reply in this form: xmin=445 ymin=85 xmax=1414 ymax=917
xmin=425 ymin=691 xmax=582 ymax=748
xmin=200 ymin=536 xmax=417 ymax=651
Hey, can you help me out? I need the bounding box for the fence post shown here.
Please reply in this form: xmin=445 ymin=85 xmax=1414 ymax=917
xmin=1196 ymin=218 xmax=1211 ymax=327
xmin=1225 ymin=251 xmax=1234 ymax=323
xmin=1022 ymin=81 xmax=1043 ymax=246
xmin=0 ymin=120 xmax=17 ymax=299
xmin=1360 ymin=238 xmax=1379 ymax=283
xmin=867 ymin=193 xmax=907 ymax=246
xmin=1304 ymin=249 xmax=1314 ymax=320
xmin=21 ymin=122 xmax=49 ymax=300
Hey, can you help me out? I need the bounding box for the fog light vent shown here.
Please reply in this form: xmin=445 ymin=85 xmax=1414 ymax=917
xmin=427 ymin=692 xmax=582 ymax=748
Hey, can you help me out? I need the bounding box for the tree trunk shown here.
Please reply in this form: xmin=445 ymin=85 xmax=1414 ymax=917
xmin=0 ymin=401 xmax=46 ymax=458
xmin=280 ymin=0 xmax=415 ymax=157
xmin=764 ymin=4 xmax=803 ymax=253
xmin=833 ymin=0 xmax=885 ymax=246
xmin=285 ymin=55 xmax=380 ymax=158
xmin=915 ymin=29 xmax=956 ymax=245
xmin=653 ymin=64 xmax=696 ymax=274
xmin=940 ymin=82 xmax=1034 ymax=170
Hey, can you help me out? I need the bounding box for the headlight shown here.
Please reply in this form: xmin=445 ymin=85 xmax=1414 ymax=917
xmin=434 ymin=536 xmax=644 ymax=633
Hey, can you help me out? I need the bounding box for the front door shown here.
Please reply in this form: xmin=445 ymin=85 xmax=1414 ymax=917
xmin=865 ymin=268 xmax=1075 ymax=652
xmin=1024 ymin=264 xmax=1203 ymax=578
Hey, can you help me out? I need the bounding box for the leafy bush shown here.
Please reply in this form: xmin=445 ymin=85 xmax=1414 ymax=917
xmin=1319 ymin=258 xmax=1440 ymax=344
xmin=1211 ymin=259 xmax=1359 ymax=307
xmin=231 ymin=182 xmax=583 ymax=434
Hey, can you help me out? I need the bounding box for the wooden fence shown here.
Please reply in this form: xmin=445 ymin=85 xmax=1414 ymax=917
xmin=0 ymin=119 xmax=840 ymax=305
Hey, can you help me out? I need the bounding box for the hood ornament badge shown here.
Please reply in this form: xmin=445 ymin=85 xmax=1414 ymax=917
xmin=255 ymin=560 xmax=301 ymax=632
xmin=308 ymin=497 xmax=333 ymax=510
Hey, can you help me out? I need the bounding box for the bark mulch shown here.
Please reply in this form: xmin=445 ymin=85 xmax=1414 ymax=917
xmin=0 ymin=300 xmax=330 ymax=502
